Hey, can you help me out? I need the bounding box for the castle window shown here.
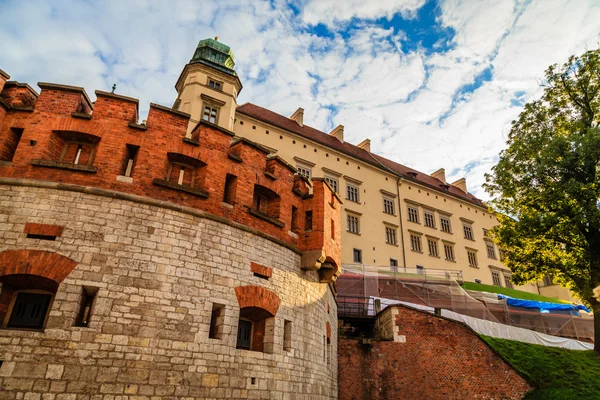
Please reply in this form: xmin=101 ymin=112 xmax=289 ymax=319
xmin=252 ymin=185 xmax=281 ymax=220
xmin=383 ymin=197 xmax=395 ymax=215
xmin=203 ymin=105 xmax=219 ymax=124
xmin=325 ymin=176 xmax=338 ymax=193
xmin=291 ymin=206 xmax=300 ymax=233
xmin=209 ymin=303 xmax=225 ymax=340
xmin=385 ymin=226 xmax=397 ymax=245
xmin=74 ymin=287 xmax=98 ymax=327
xmin=440 ymin=216 xmax=452 ymax=233
xmin=347 ymin=215 xmax=360 ymax=234
xmin=463 ymin=223 xmax=474 ymax=240
xmin=503 ymin=274 xmax=513 ymax=289
xmin=353 ymin=248 xmax=362 ymax=263
xmin=0 ymin=127 xmax=23 ymax=162
xmin=346 ymin=183 xmax=359 ymax=203
xmin=296 ymin=164 xmax=311 ymax=178
xmin=486 ymin=243 xmax=496 ymax=259
xmin=236 ymin=307 xmax=275 ymax=353
xmin=208 ymin=79 xmax=223 ymax=91
xmin=121 ymin=144 xmax=140 ymax=178
xmin=407 ymin=206 xmax=419 ymax=223
xmin=283 ymin=320 xmax=292 ymax=352
xmin=237 ymin=319 xmax=252 ymax=349
xmin=390 ymin=258 xmax=398 ymax=272
xmin=223 ymin=173 xmax=237 ymax=205
xmin=410 ymin=234 xmax=422 ymax=252
xmin=424 ymin=211 xmax=436 ymax=228
xmin=492 ymin=271 xmax=502 ymax=286
xmin=1 ymin=274 xmax=58 ymax=331
xmin=467 ymin=250 xmax=478 ymax=268
xmin=304 ymin=210 xmax=313 ymax=231
xmin=444 ymin=243 xmax=455 ymax=261
xmin=427 ymin=239 xmax=439 ymax=257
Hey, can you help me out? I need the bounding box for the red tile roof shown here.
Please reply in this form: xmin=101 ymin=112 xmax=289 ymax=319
xmin=236 ymin=103 xmax=485 ymax=208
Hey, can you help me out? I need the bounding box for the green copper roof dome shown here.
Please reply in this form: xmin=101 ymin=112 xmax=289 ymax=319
xmin=190 ymin=37 xmax=237 ymax=76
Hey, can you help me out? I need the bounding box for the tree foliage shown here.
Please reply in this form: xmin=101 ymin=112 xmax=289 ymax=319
xmin=484 ymin=50 xmax=600 ymax=347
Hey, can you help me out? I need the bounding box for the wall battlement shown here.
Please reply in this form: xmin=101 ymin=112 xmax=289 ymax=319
xmin=0 ymin=72 xmax=341 ymax=282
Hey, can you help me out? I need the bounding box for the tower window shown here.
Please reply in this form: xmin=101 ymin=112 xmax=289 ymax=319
xmin=74 ymin=287 xmax=98 ymax=327
xmin=208 ymin=79 xmax=222 ymax=91
xmin=203 ymin=105 xmax=219 ymax=124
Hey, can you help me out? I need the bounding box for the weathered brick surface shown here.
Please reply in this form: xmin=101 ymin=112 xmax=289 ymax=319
xmin=338 ymin=306 xmax=532 ymax=400
xmin=0 ymin=185 xmax=338 ymax=399
xmin=250 ymin=262 xmax=273 ymax=278
xmin=24 ymin=223 xmax=65 ymax=237
xmin=0 ymin=79 xmax=342 ymax=279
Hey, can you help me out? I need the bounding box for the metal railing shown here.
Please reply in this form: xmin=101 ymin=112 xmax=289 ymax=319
xmin=342 ymin=264 xmax=463 ymax=283
xmin=337 ymin=296 xmax=378 ymax=318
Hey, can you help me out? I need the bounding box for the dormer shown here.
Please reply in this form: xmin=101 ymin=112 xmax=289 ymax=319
xmin=174 ymin=37 xmax=243 ymax=135
xmin=357 ymin=138 xmax=371 ymax=152
xmin=330 ymin=125 xmax=344 ymax=142
xmin=290 ymin=107 xmax=304 ymax=127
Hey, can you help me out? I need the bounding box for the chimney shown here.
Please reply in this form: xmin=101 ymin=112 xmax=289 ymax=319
xmin=330 ymin=125 xmax=344 ymax=142
xmin=451 ymin=178 xmax=467 ymax=193
xmin=357 ymin=138 xmax=371 ymax=152
xmin=430 ymin=168 xmax=446 ymax=183
xmin=290 ymin=107 xmax=304 ymax=127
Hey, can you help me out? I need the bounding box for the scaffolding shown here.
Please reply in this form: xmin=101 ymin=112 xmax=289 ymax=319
xmin=337 ymin=264 xmax=594 ymax=343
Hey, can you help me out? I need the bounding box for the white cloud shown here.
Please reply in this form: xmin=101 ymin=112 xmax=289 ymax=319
xmin=1 ymin=0 xmax=599 ymax=201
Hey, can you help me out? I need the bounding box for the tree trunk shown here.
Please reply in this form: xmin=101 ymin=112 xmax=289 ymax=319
xmin=594 ymin=304 xmax=600 ymax=354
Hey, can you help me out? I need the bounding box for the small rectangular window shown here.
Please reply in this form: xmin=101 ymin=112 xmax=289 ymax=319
xmin=8 ymin=292 xmax=53 ymax=329
xmin=203 ymin=105 xmax=219 ymax=124
xmin=346 ymin=184 xmax=359 ymax=202
xmin=463 ymin=224 xmax=474 ymax=240
xmin=305 ymin=210 xmax=313 ymax=231
xmin=1 ymin=127 xmax=23 ymax=162
xmin=122 ymin=144 xmax=140 ymax=177
xmin=237 ymin=319 xmax=252 ymax=350
xmin=503 ymin=274 xmax=513 ymax=289
xmin=444 ymin=244 xmax=455 ymax=261
xmin=208 ymin=79 xmax=222 ymax=91
xmin=331 ymin=219 xmax=335 ymax=240
xmin=492 ymin=271 xmax=502 ymax=286
xmin=283 ymin=320 xmax=292 ymax=352
xmin=75 ymin=287 xmax=98 ymax=327
xmin=385 ymin=227 xmax=397 ymax=245
xmin=297 ymin=165 xmax=311 ymax=178
xmin=209 ymin=303 xmax=225 ymax=340
xmin=353 ymin=248 xmax=362 ymax=263
xmin=390 ymin=258 xmax=398 ymax=272
xmin=440 ymin=216 xmax=452 ymax=233
xmin=416 ymin=265 xmax=425 ymax=274
xmin=383 ymin=197 xmax=395 ymax=215
xmin=291 ymin=206 xmax=299 ymax=232
xmin=543 ymin=275 xmax=553 ymax=286
xmin=347 ymin=215 xmax=360 ymax=234
xmin=467 ymin=250 xmax=478 ymax=267
xmin=427 ymin=239 xmax=439 ymax=257
xmin=407 ymin=206 xmax=419 ymax=223
xmin=486 ymin=243 xmax=496 ymax=259
xmin=424 ymin=211 xmax=436 ymax=228
xmin=223 ymin=173 xmax=237 ymax=205
xmin=325 ymin=176 xmax=339 ymax=193
xmin=410 ymin=234 xmax=422 ymax=252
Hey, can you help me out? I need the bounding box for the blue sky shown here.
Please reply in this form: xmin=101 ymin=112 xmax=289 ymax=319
xmin=1 ymin=0 xmax=599 ymax=199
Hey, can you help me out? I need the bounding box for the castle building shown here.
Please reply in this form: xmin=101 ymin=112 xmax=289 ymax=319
xmin=173 ymin=38 xmax=555 ymax=297
xmin=0 ymin=55 xmax=340 ymax=397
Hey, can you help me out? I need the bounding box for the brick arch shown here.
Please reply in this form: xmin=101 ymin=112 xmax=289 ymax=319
xmin=0 ymin=250 xmax=78 ymax=285
xmin=234 ymin=285 xmax=280 ymax=317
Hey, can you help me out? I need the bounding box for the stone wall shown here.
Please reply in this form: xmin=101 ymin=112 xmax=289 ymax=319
xmin=338 ymin=305 xmax=531 ymax=400
xmin=0 ymin=184 xmax=338 ymax=399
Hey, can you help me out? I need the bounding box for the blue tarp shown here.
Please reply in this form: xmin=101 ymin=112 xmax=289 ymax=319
xmin=497 ymin=294 xmax=591 ymax=313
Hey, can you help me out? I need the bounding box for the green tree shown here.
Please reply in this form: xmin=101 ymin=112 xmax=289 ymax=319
xmin=484 ymin=49 xmax=600 ymax=352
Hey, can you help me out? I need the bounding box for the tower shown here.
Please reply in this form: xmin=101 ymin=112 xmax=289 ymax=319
xmin=174 ymin=37 xmax=242 ymax=134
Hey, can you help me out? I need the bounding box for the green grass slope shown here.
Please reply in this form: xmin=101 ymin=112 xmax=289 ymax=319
xmin=481 ymin=336 xmax=600 ymax=399
xmin=462 ymin=282 xmax=570 ymax=304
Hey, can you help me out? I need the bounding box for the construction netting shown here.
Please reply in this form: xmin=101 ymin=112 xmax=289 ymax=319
xmin=337 ymin=264 xmax=594 ymax=344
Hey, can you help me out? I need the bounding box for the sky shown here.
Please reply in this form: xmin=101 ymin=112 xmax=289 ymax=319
xmin=1 ymin=0 xmax=599 ymax=200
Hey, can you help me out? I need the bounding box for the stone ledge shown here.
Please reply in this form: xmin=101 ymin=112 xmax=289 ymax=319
xmin=71 ymin=112 xmax=92 ymax=120
xmin=152 ymin=178 xmax=209 ymax=198
xmin=228 ymin=153 xmax=242 ymax=163
xmin=247 ymin=208 xmax=285 ymax=228
xmin=0 ymin=177 xmax=302 ymax=255
xmin=128 ymin=122 xmax=147 ymax=131
xmin=264 ymin=171 xmax=277 ymax=180
xmin=183 ymin=137 xmax=200 ymax=146
xmin=30 ymin=159 xmax=97 ymax=173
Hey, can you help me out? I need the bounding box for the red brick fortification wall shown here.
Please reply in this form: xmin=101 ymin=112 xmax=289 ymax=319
xmin=338 ymin=306 xmax=532 ymax=400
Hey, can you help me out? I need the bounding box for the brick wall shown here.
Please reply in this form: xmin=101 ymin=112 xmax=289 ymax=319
xmin=0 ymin=78 xmax=342 ymax=280
xmin=338 ymin=306 xmax=532 ymax=400
xmin=0 ymin=185 xmax=338 ymax=399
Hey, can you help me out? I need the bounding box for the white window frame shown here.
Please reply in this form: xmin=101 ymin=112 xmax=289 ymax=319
xmin=463 ymin=224 xmax=474 ymax=240
xmin=202 ymin=104 xmax=219 ymax=124
xmin=347 ymin=214 xmax=360 ymax=234
xmin=407 ymin=206 xmax=419 ymax=223
xmin=486 ymin=242 xmax=496 ymax=259
xmin=410 ymin=234 xmax=422 ymax=253
xmin=467 ymin=250 xmax=478 ymax=268
xmin=325 ymin=175 xmax=339 ymax=193
xmin=385 ymin=226 xmax=397 ymax=245
xmin=346 ymin=183 xmax=359 ymax=203
xmin=383 ymin=197 xmax=395 ymax=215
xmin=427 ymin=239 xmax=439 ymax=257
xmin=424 ymin=211 xmax=436 ymax=228
xmin=443 ymin=243 xmax=455 ymax=261
xmin=440 ymin=216 xmax=452 ymax=233
xmin=296 ymin=164 xmax=312 ymax=179
xmin=492 ymin=271 xmax=502 ymax=286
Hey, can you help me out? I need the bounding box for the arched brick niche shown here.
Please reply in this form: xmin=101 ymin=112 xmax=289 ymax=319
xmin=234 ymin=285 xmax=280 ymax=353
xmin=0 ymin=250 xmax=77 ymax=329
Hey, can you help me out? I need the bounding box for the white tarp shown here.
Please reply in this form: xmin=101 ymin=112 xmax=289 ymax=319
xmin=374 ymin=297 xmax=594 ymax=351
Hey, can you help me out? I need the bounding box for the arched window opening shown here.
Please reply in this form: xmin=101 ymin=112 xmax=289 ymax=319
xmin=0 ymin=274 xmax=58 ymax=330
